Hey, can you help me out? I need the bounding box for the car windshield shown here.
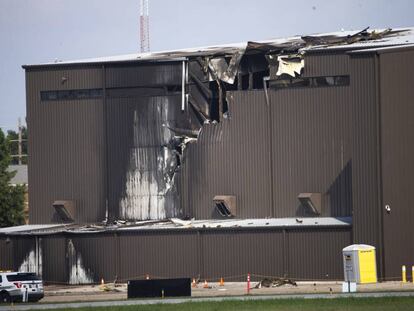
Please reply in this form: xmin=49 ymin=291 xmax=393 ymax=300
xmin=6 ymin=273 xmax=41 ymax=281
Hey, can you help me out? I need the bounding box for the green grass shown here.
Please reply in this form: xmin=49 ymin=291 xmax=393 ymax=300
xmin=32 ymin=296 xmax=414 ymax=311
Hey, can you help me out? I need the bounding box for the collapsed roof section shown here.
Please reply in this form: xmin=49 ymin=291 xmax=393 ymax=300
xmin=23 ymin=27 xmax=414 ymax=127
xmin=0 ymin=217 xmax=352 ymax=236
xmin=23 ymin=27 xmax=413 ymax=68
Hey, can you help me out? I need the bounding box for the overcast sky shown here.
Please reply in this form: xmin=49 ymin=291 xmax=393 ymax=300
xmin=0 ymin=0 xmax=413 ymax=131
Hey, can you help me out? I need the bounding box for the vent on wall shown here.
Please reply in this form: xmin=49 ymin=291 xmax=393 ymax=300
xmin=297 ymin=193 xmax=321 ymax=215
xmin=53 ymin=200 xmax=76 ymax=223
xmin=213 ymin=195 xmax=236 ymax=217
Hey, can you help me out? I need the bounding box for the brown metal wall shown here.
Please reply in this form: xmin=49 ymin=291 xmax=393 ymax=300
xmin=303 ymin=53 xmax=349 ymax=77
xmin=185 ymin=91 xmax=272 ymax=219
xmin=186 ymin=84 xmax=353 ymax=219
xmin=11 ymin=236 xmax=35 ymax=271
xmin=0 ymin=238 xmax=13 ymax=270
xmin=26 ymin=54 xmax=361 ymax=224
xmin=105 ymin=63 xmax=182 ymax=88
xmin=270 ymin=86 xmax=352 ymax=217
xmin=26 ymin=67 xmax=106 ymax=224
xmin=118 ymin=231 xmax=200 ymax=281
xmin=21 ymin=51 xmax=414 ymax=284
xmin=379 ymin=49 xmax=414 ymax=279
xmin=1 ymin=228 xmax=351 ymax=283
xmin=42 ymin=235 xmax=67 ymax=283
xmin=348 ymin=55 xmax=381 ymax=249
xmin=287 ymin=228 xmax=350 ymax=280
xmin=201 ymin=229 xmax=285 ymax=280
xmin=70 ymin=234 xmax=118 ymax=282
xmin=26 ymin=66 xmax=103 ymax=90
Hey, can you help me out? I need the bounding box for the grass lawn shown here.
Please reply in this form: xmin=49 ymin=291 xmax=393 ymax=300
xmin=33 ymin=296 xmax=414 ymax=311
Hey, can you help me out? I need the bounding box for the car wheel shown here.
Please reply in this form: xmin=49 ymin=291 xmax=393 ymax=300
xmin=0 ymin=292 xmax=10 ymax=303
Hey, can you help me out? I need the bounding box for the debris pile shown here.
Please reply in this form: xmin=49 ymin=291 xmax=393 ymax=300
xmin=254 ymin=277 xmax=297 ymax=288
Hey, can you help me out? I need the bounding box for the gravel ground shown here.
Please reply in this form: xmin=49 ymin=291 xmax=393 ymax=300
xmin=40 ymin=281 xmax=414 ymax=303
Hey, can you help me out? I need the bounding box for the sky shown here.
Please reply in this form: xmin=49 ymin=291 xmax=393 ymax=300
xmin=0 ymin=0 xmax=413 ymax=131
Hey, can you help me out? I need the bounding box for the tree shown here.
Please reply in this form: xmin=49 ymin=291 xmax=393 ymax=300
xmin=0 ymin=128 xmax=25 ymax=227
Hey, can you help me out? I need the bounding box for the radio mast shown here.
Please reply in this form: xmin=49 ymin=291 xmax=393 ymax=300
xmin=139 ymin=0 xmax=150 ymax=53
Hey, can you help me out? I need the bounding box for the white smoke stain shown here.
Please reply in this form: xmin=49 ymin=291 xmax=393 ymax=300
xmin=67 ymin=239 xmax=94 ymax=284
xmin=119 ymin=106 xmax=178 ymax=221
xmin=18 ymin=248 xmax=42 ymax=276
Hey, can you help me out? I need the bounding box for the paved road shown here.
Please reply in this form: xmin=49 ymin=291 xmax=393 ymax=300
xmin=2 ymin=291 xmax=414 ymax=310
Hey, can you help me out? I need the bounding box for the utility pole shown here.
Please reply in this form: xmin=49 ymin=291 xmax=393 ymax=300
xmin=9 ymin=118 xmax=27 ymax=164
xmin=139 ymin=0 xmax=150 ymax=53
xmin=18 ymin=117 xmax=22 ymax=165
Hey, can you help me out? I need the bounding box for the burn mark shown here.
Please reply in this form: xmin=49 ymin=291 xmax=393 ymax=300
xmin=67 ymin=239 xmax=94 ymax=284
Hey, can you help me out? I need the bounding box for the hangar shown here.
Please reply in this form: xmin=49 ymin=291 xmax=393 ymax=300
xmin=1 ymin=27 xmax=413 ymax=284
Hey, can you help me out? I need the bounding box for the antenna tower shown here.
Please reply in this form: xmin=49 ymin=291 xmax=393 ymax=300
xmin=139 ymin=0 xmax=150 ymax=52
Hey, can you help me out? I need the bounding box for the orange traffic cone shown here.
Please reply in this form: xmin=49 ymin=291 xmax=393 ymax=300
xmin=192 ymin=278 xmax=197 ymax=288
xmin=203 ymin=280 xmax=209 ymax=288
xmin=219 ymin=277 xmax=225 ymax=286
xmin=99 ymin=278 xmax=107 ymax=291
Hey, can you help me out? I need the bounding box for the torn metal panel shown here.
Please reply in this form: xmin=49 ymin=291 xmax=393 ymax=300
xmin=302 ymin=27 xmax=371 ymax=46
xmin=275 ymin=54 xmax=305 ymax=77
xmin=0 ymin=217 xmax=352 ymax=237
xmin=117 ymin=217 xmax=352 ymax=231
xmin=207 ymin=51 xmax=244 ymax=84
xmin=23 ymin=27 xmax=413 ymax=69
xmin=109 ymin=93 xmax=200 ymax=222
xmin=188 ymin=96 xmax=209 ymax=124
xmin=302 ymin=28 xmax=409 ymax=49
xmin=163 ymin=125 xmax=200 ymax=138
xmin=246 ymin=40 xmax=303 ymax=55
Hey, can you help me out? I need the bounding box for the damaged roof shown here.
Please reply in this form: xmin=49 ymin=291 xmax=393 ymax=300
xmin=0 ymin=217 xmax=352 ymax=236
xmin=23 ymin=27 xmax=414 ymax=68
xmin=0 ymin=224 xmax=67 ymax=234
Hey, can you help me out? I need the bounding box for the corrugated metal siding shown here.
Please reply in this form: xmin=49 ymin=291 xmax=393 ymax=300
xmin=185 ymin=91 xmax=272 ymax=219
xmin=118 ymin=231 xmax=199 ymax=281
xmin=70 ymin=234 xmax=118 ymax=282
xmin=287 ymin=229 xmax=351 ymax=280
xmin=303 ymin=53 xmax=349 ymax=77
xmin=270 ymin=86 xmax=352 ymax=217
xmin=1 ymin=228 xmax=351 ymax=283
xmin=105 ymin=63 xmax=182 ymax=88
xmin=26 ymin=66 xmax=103 ymax=90
xmin=0 ymin=238 xmax=13 ymax=270
xmin=26 ymin=68 xmax=106 ymax=223
xmin=106 ymin=95 xmax=185 ymax=220
xmin=186 ymin=86 xmax=353 ymax=219
xmin=42 ymin=236 xmax=67 ymax=283
xmin=379 ymin=50 xmax=414 ymax=279
xmin=348 ymin=55 xmax=380 ymax=248
xmin=12 ymin=237 xmax=35 ymax=271
xmin=201 ymin=229 xmax=285 ymax=280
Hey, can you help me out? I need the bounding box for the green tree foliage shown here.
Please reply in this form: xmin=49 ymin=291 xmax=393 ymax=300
xmin=0 ymin=129 xmax=25 ymax=227
xmin=7 ymin=126 xmax=28 ymax=165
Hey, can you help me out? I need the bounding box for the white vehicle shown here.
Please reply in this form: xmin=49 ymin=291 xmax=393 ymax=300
xmin=0 ymin=272 xmax=44 ymax=303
